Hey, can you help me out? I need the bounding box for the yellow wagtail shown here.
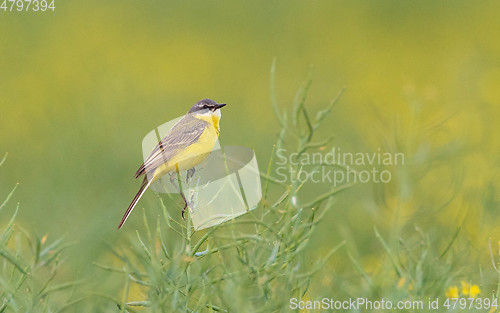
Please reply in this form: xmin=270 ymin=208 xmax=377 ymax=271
xmin=118 ymin=99 xmax=227 ymax=229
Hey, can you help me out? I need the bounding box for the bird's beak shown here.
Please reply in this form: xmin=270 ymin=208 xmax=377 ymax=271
xmin=215 ymin=103 xmax=226 ymax=109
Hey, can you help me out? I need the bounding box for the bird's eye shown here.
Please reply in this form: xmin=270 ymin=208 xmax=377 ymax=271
xmin=203 ymin=105 xmax=208 ymax=109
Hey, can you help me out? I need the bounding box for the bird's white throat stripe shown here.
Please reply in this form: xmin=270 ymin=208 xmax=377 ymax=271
xmin=193 ymin=109 xmax=221 ymax=118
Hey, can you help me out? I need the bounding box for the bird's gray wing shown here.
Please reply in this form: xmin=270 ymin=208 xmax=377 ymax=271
xmin=134 ymin=115 xmax=208 ymax=178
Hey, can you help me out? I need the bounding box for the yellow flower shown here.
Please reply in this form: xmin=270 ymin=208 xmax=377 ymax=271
xmin=469 ymin=284 xmax=481 ymax=298
xmin=397 ymin=277 xmax=405 ymax=289
xmin=396 ymin=277 xmax=414 ymax=291
xmin=460 ymin=281 xmax=481 ymax=298
xmin=461 ymin=281 xmax=471 ymax=296
xmin=445 ymin=286 xmax=459 ymax=298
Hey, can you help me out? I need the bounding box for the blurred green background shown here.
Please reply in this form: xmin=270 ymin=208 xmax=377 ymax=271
xmin=1 ymin=0 xmax=499 ymax=307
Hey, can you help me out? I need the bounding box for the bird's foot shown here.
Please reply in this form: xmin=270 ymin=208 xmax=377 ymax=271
xmin=181 ymin=201 xmax=188 ymax=220
xmin=180 ymin=191 xmax=189 ymax=220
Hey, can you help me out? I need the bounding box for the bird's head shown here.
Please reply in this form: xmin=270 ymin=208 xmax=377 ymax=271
xmin=188 ymin=99 xmax=226 ymax=115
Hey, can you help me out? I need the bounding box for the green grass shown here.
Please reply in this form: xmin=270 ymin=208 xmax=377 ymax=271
xmin=0 ymin=155 xmax=87 ymax=313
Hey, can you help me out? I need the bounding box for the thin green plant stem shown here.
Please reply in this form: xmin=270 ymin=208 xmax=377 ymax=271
xmin=0 ymin=183 xmax=19 ymax=212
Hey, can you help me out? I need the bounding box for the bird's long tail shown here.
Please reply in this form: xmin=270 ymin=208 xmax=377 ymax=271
xmin=118 ymin=177 xmax=152 ymax=229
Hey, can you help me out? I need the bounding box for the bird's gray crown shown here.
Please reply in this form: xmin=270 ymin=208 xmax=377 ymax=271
xmin=188 ymin=99 xmax=226 ymax=113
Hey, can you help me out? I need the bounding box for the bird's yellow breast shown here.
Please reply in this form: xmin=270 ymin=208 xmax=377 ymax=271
xmin=194 ymin=113 xmax=220 ymax=135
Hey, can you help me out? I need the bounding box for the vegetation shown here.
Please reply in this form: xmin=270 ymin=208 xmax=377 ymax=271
xmin=2 ymin=64 xmax=498 ymax=311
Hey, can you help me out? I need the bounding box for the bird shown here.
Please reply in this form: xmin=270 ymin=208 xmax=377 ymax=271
xmin=118 ymin=99 xmax=227 ymax=229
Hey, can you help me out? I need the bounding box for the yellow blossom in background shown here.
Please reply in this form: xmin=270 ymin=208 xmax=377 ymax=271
xmin=445 ymin=286 xmax=459 ymax=298
xmin=461 ymin=281 xmax=471 ymax=296
xmin=460 ymin=281 xmax=481 ymax=298
xmin=41 ymin=234 xmax=48 ymax=245
xmin=469 ymin=285 xmax=481 ymax=298
xmin=397 ymin=277 xmax=406 ymax=289
xmin=445 ymin=282 xmax=482 ymax=299
xmin=396 ymin=277 xmax=414 ymax=291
